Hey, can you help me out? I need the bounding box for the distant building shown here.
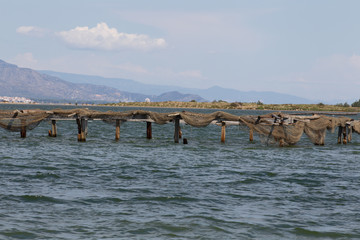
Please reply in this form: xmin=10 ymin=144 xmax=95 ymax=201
xmin=145 ymin=98 xmax=151 ymax=103
xmin=0 ymin=96 xmax=34 ymax=103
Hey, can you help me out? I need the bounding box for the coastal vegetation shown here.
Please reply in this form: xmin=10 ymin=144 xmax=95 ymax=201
xmin=103 ymin=100 xmax=360 ymax=112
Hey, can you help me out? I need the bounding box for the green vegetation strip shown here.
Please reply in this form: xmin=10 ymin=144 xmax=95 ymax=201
xmin=103 ymin=101 xmax=360 ymax=112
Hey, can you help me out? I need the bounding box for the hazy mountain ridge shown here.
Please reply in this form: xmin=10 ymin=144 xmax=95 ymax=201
xmin=40 ymin=70 xmax=313 ymax=104
xmin=0 ymin=60 xmax=205 ymax=103
xmin=0 ymin=59 xmax=314 ymax=104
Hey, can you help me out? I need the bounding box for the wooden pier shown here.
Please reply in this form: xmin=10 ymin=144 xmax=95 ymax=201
xmin=0 ymin=108 xmax=359 ymax=146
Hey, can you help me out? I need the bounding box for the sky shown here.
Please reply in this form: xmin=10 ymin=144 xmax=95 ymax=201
xmin=1 ymin=0 xmax=360 ymax=103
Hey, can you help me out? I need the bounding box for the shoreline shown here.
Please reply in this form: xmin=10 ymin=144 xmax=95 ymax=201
xmin=1 ymin=101 xmax=359 ymax=114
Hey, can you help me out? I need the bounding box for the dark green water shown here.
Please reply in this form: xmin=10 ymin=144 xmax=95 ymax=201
xmin=1 ymin=105 xmax=360 ymax=239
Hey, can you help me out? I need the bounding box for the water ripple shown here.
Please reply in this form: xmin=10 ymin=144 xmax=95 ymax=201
xmin=1 ymin=105 xmax=360 ymax=239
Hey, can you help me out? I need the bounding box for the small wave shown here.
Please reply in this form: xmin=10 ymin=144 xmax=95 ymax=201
xmin=116 ymin=175 xmax=136 ymax=180
xmin=221 ymin=169 xmax=246 ymax=175
xmin=214 ymin=191 xmax=269 ymax=202
xmin=42 ymin=166 xmax=59 ymax=171
xmin=131 ymin=196 xmax=198 ymax=203
xmin=264 ymin=171 xmax=278 ymax=177
xmin=209 ymin=225 xmax=232 ymax=234
xmin=128 ymin=227 xmax=154 ymax=235
xmin=32 ymin=172 xmax=61 ymax=179
xmin=80 ymin=196 xmax=124 ymax=204
xmin=156 ymin=223 xmax=190 ymax=233
xmin=1 ymin=230 xmax=38 ymax=239
xmin=280 ymin=176 xmax=325 ymax=187
xmin=224 ymin=178 xmax=259 ymax=185
xmin=19 ymin=194 xmax=65 ymax=204
xmin=293 ymin=227 xmax=356 ymax=238
xmin=185 ymin=214 xmax=247 ymax=225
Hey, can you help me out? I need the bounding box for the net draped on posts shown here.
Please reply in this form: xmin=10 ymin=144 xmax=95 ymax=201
xmin=0 ymin=108 xmax=358 ymax=145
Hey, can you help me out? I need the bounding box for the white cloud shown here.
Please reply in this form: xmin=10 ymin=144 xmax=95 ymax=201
xmin=11 ymin=52 xmax=38 ymax=69
xmin=349 ymin=54 xmax=360 ymax=69
xmin=116 ymin=11 xmax=263 ymax=53
xmin=56 ymin=22 xmax=166 ymax=51
xmin=16 ymin=26 xmax=45 ymax=37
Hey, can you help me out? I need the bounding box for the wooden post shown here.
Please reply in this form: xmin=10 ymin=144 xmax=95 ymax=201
xmin=279 ymin=138 xmax=285 ymax=147
xmin=221 ymin=122 xmax=226 ymax=143
xmin=337 ymin=126 xmax=342 ymax=144
xmin=77 ymin=117 xmax=87 ymax=142
xmin=81 ymin=118 xmax=87 ymax=142
xmin=319 ymin=133 xmax=325 ymax=146
xmin=84 ymin=118 xmax=88 ymax=136
xmin=179 ymin=125 xmax=182 ymax=139
xmin=174 ymin=117 xmax=180 ymax=143
xmin=20 ymin=119 xmax=26 ymax=138
xmin=49 ymin=120 xmax=57 ymax=137
xmin=342 ymin=126 xmax=347 ymax=144
xmin=348 ymin=125 xmax=352 ymax=142
xmin=146 ymin=122 xmax=152 ymax=139
xmin=115 ymin=119 xmax=120 ymax=141
xmin=249 ymin=128 xmax=254 ymax=142
xmin=76 ymin=118 xmax=81 ymax=141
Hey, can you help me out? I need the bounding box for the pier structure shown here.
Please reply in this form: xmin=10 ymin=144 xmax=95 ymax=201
xmin=0 ymin=108 xmax=359 ymax=146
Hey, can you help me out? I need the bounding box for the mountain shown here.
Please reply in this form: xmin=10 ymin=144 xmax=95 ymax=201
xmin=0 ymin=60 xmax=205 ymax=103
xmin=40 ymin=70 xmax=313 ymax=104
xmin=0 ymin=59 xmax=313 ymax=104
xmin=152 ymin=91 xmax=203 ymax=102
xmin=183 ymin=86 xmax=313 ymax=104
xmin=39 ymin=70 xmax=182 ymax=96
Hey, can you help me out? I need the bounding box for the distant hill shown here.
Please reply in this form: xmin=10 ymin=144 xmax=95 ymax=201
xmin=184 ymin=86 xmax=313 ymax=104
xmin=0 ymin=60 xmax=205 ymax=103
xmin=41 ymin=70 xmax=313 ymax=104
xmin=153 ymin=91 xmax=203 ymax=102
xmin=39 ymin=70 xmax=183 ymax=96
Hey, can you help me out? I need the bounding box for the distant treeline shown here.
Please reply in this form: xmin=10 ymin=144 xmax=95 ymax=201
xmin=103 ymin=100 xmax=360 ymax=112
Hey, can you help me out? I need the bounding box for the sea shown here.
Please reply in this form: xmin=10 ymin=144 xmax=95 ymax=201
xmin=1 ymin=104 xmax=360 ymax=239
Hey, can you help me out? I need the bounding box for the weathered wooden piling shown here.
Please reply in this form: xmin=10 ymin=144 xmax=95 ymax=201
xmin=48 ymin=120 xmax=57 ymax=137
xmin=343 ymin=126 xmax=347 ymax=144
xmin=77 ymin=117 xmax=88 ymax=142
xmin=249 ymin=128 xmax=254 ymax=142
xmin=347 ymin=125 xmax=352 ymax=142
xmin=20 ymin=119 xmax=26 ymax=138
xmin=76 ymin=118 xmax=81 ymax=141
xmin=337 ymin=124 xmax=353 ymax=145
xmin=146 ymin=122 xmax=152 ymax=139
xmin=279 ymin=138 xmax=285 ymax=147
xmin=337 ymin=126 xmax=343 ymax=144
xmin=319 ymin=134 xmax=325 ymax=146
xmin=221 ymin=122 xmax=226 ymax=143
xmin=346 ymin=123 xmax=352 ymax=142
xmin=115 ymin=119 xmax=120 ymax=141
xmin=174 ymin=117 xmax=180 ymax=143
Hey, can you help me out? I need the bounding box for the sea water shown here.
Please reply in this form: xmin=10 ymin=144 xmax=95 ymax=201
xmin=0 ymin=105 xmax=359 ymax=239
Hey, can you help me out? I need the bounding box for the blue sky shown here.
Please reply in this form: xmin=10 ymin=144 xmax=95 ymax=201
xmin=1 ymin=0 xmax=360 ymax=102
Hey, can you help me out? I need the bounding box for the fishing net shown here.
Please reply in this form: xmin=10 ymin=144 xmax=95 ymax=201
xmin=0 ymin=109 xmax=50 ymax=132
xmin=248 ymin=121 xmax=306 ymax=146
xmin=179 ymin=111 xmax=241 ymax=127
xmin=0 ymin=108 xmax=357 ymax=146
xmin=353 ymin=121 xmax=360 ymax=134
xmin=303 ymin=116 xmax=350 ymax=145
